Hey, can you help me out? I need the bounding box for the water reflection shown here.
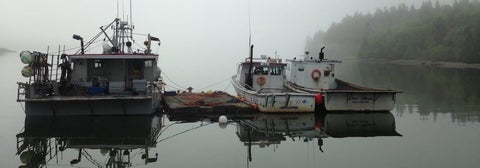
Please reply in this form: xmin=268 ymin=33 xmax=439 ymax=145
xmin=16 ymin=115 xmax=161 ymax=168
xmin=337 ymin=62 xmax=480 ymax=123
xmin=15 ymin=111 xmax=401 ymax=167
xmin=236 ymin=112 xmax=400 ymax=162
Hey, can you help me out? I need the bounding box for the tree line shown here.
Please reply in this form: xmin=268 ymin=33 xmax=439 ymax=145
xmin=306 ymin=0 xmax=480 ymax=63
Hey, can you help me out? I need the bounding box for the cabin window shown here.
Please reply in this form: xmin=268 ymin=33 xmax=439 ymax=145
xmin=253 ymin=66 xmax=268 ymax=75
xmin=270 ymin=66 xmax=282 ymax=75
xmin=145 ymin=60 xmax=152 ymax=68
xmin=94 ymin=60 xmax=102 ymax=68
xmin=298 ymin=65 xmax=304 ymax=71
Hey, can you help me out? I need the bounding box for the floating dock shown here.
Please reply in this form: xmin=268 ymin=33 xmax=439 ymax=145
xmin=163 ymin=91 xmax=254 ymax=115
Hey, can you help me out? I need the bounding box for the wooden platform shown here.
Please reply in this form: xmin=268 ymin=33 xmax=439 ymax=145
xmin=163 ymin=91 xmax=254 ymax=115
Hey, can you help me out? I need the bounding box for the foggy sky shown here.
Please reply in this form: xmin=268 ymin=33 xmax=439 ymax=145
xmin=0 ymin=0 xmax=455 ymax=91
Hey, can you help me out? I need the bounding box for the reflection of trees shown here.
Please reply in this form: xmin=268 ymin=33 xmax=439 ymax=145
xmin=338 ymin=62 xmax=480 ymax=123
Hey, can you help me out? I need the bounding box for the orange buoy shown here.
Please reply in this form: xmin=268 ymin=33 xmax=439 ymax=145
xmin=315 ymin=93 xmax=323 ymax=105
xmin=252 ymin=103 xmax=259 ymax=111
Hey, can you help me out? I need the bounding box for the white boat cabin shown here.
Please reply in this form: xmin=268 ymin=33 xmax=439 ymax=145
xmin=236 ymin=56 xmax=285 ymax=92
xmin=286 ymin=54 xmax=341 ymax=90
xmin=68 ymin=54 xmax=160 ymax=95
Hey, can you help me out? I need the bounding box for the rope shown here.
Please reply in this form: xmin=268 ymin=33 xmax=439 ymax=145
xmin=157 ymin=122 xmax=213 ymax=143
xmin=81 ymin=149 xmax=103 ymax=168
xmin=197 ymin=76 xmax=231 ymax=91
xmin=223 ymin=81 xmax=232 ymax=92
xmin=162 ymin=71 xmax=186 ymax=90
xmin=165 ymin=85 xmax=183 ymax=91
xmin=18 ymin=102 xmax=25 ymax=113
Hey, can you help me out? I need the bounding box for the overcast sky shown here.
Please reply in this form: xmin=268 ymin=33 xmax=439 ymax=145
xmin=0 ymin=0 xmax=455 ymax=91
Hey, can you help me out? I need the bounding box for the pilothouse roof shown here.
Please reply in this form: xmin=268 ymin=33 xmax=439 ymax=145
xmin=68 ymin=53 xmax=158 ymax=60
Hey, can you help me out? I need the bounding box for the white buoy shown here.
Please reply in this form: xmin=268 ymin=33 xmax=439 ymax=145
xmin=219 ymin=115 xmax=228 ymax=124
xmin=218 ymin=123 xmax=227 ymax=129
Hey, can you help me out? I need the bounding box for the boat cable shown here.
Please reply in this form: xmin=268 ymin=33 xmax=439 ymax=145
xmin=157 ymin=121 xmax=182 ymax=136
xmin=223 ymin=81 xmax=232 ymax=92
xmin=81 ymin=149 xmax=103 ymax=168
xmin=164 ymin=85 xmax=183 ymax=92
xmin=197 ymin=76 xmax=232 ymax=91
xmin=39 ymin=39 xmax=103 ymax=56
xmin=161 ymin=71 xmax=187 ymax=90
xmin=18 ymin=102 xmax=25 ymax=113
xmin=157 ymin=122 xmax=214 ymax=143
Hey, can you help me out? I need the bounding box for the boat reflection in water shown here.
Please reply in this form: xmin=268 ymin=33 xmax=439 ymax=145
xmin=16 ymin=115 xmax=162 ymax=168
xmin=236 ymin=112 xmax=401 ymax=161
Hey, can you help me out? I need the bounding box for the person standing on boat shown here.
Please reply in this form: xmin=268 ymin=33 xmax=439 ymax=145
xmin=58 ymin=54 xmax=72 ymax=94
xmin=59 ymin=54 xmax=72 ymax=82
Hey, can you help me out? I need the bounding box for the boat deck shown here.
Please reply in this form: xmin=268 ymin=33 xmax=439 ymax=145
xmin=20 ymin=95 xmax=151 ymax=102
xmin=286 ymin=79 xmax=401 ymax=93
xmin=330 ymin=79 xmax=401 ymax=93
xmin=163 ymin=91 xmax=254 ymax=115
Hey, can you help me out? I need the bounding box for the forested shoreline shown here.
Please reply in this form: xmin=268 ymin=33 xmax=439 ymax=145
xmin=0 ymin=48 xmax=14 ymax=55
xmin=306 ymin=0 xmax=480 ymax=63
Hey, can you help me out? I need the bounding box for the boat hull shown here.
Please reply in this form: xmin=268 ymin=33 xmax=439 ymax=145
xmin=232 ymin=77 xmax=316 ymax=113
xmin=323 ymin=91 xmax=396 ymax=111
xmin=23 ymin=94 xmax=162 ymax=116
xmin=285 ymin=80 xmax=399 ymax=112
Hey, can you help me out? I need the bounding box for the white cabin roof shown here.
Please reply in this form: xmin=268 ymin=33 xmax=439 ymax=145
xmin=68 ymin=54 xmax=158 ymax=60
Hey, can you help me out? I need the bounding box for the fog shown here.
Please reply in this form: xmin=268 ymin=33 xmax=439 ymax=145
xmin=0 ymin=0 xmax=455 ymax=92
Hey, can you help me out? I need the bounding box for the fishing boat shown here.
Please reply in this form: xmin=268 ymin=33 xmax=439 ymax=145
xmin=16 ymin=17 xmax=163 ymax=116
xmin=284 ymin=47 xmax=401 ymax=112
xmin=231 ymin=45 xmax=318 ymax=113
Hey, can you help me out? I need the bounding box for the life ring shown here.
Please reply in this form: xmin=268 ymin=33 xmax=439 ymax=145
xmin=256 ymin=76 xmax=266 ymax=86
xmin=311 ymin=69 xmax=322 ymax=80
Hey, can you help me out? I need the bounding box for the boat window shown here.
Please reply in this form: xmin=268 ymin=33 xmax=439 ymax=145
xmin=145 ymin=60 xmax=152 ymax=68
xmin=94 ymin=60 xmax=102 ymax=68
xmin=253 ymin=66 xmax=268 ymax=75
xmin=270 ymin=66 xmax=282 ymax=75
xmin=298 ymin=65 xmax=304 ymax=71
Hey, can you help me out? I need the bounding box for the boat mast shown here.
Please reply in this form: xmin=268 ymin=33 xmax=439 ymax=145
xmin=245 ymin=45 xmax=254 ymax=89
xmin=245 ymin=0 xmax=254 ymax=89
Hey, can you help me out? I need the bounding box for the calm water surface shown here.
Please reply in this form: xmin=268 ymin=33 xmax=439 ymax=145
xmin=1 ymin=53 xmax=479 ymax=167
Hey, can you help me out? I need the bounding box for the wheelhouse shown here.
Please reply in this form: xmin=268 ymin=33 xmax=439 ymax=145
xmin=68 ymin=54 xmax=160 ymax=94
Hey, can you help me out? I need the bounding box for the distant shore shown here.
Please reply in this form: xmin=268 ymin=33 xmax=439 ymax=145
xmin=0 ymin=48 xmax=14 ymax=55
xmin=340 ymin=57 xmax=480 ymax=70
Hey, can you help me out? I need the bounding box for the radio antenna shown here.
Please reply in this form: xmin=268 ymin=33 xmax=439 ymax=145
xmin=248 ymin=0 xmax=252 ymax=48
xmin=116 ymin=0 xmax=119 ymax=18
xmin=129 ymin=0 xmax=133 ymax=25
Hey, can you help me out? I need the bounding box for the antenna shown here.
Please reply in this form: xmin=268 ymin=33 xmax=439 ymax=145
xmin=116 ymin=0 xmax=119 ymax=18
xmin=129 ymin=0 xmax=133 ymax=25
xmin=248 ymin=0 xmax=252 ymax=49
xmin=122 ymin=0 xmax=125 ymax=21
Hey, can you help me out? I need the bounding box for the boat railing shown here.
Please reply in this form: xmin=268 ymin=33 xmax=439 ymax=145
xmin=245 ymin=57 xmax=282 ymax=63
xmin=257 ymin=88 xmax=285 ymax=93
xmin=16 ymin=82 xmax=28 ymax=102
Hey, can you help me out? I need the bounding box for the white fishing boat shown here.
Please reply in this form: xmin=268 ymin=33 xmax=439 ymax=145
xmin=285 ymin=48 xmax=401 ymax=111
xmin=16 ymin=17 xmax=163 ymax=116
xmin=231 ymin=45 xmax=318 ymax=113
